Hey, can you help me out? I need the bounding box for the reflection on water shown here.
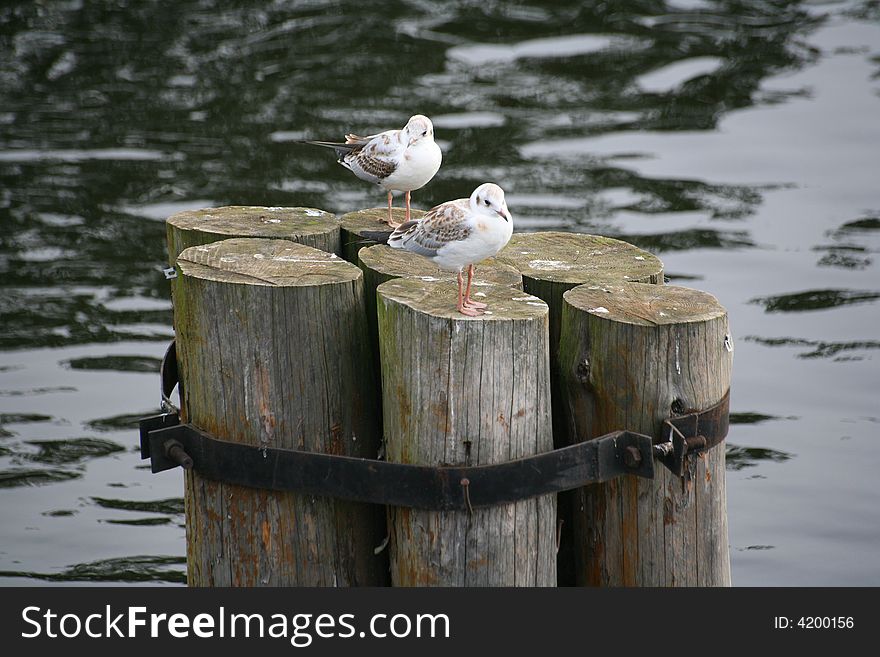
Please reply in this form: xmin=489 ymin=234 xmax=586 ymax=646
xmin=0 ymin=556 xmax=187 ymax=584
xmin=64 ymin=355 xmax=162 ymax=372
xmin=1 ymin=0 xmax=879 ymax=585
xmin=85 ymin=412 xmax=153 ymax=432
xmin=744 ymin=335 xmax=880 ymax=360
xmin=750 ymin=289 xmax=880 ymax=312
xmin=25 ymin=437 xmax=125 ymax=465
xmin=726 ymin=444 xmax=794 ymax=471
xmin=0 ymin=468 xmax=82 ymax=488
xmin=91 ymin=497 xmax=185 ymax=515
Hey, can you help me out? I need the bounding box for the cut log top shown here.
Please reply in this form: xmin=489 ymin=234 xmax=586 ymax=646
xmin=177 ymin=238 xmax=359 ymax=287
xmin=497 ymin=232 xmax=663 ymax=284
xmin=564 ymin=282 xmax=726 ymax=326
xmin=168 ymin=205 xmax=338 ymax=238
xmin=339 ymin=207 xmax=426 ymax=234
xmin=339 ymin=207 xmax=426 ymax=263
xmin=358 ymin=244 xmax=522 ymax=288
xmin=377 ymin=277 xmax=548 ymax=321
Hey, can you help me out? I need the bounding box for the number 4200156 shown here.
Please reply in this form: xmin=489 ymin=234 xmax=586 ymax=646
xmin=774 ymin=617 xmax=854 ymax=629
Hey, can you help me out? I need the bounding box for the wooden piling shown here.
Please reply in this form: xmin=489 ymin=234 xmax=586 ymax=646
xmin=338 ymin=208 xmax=425 ymax=264
xmin=166 ymin=205 xmax=341 ymax=263
xmin=495 ymin=232 xmax=664 ymax=584
xmin=358 ymin=245 xmax=523 ymax=384
xmin=496 ymin=232 xmax=664 ymax=363
xmin=558 ymin=282 xmax=732 ymax=586
xmin=172 ymin=237 xmax=385 ymax=586
xmin=377 ymin=277 xmax=556 ymax=586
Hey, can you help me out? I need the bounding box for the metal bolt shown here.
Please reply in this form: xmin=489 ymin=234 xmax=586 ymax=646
xmin=164 ymin=439 xmax=193 ymax=470
xmin=685 ymin=435 xmax=707 ymax=452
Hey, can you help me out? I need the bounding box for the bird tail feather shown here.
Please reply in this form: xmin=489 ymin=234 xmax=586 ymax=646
xmin=296 ymin=140 xmax=359 ymax=160
xmin=356 ymin=230 xmax=394 ymax=245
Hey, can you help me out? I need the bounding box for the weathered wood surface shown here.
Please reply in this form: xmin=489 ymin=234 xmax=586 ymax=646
xmin=166 ymin=205 xmax=340 ymax=263
xmin=359 ymin=244 xmax=523 ymax=291
xmin=558 ymin=282 xmax=732 ymax=586
xmin=338 ymin=207 xmax=425 ymax=264
xmin=358 ymin=245 xmax=523 ymax=385
xmin=496 ymin=231 xmax=664 ymax=585
xmin=377 ymin=277 xmax=556 ymax=586
xmin=172 ymin=237 xmax=385 ymax=586
xmin=496 ymin=232 xmax=664 ymax=364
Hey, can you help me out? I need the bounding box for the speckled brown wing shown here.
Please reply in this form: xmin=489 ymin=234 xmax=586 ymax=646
xmin=388 ymin=200 xmax=471 ymax=258
xmin=344 ymin=148 xmax=397 ymax=183
xmin=340 ymin=129 xmax=403 ymax=185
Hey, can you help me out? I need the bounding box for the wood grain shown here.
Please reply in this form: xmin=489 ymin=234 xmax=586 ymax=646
xmin=377 ymin=278 xmax=556 ymax=586
xmin=172 ymin=237 xmax=386 ymax=586
xmin=166 ymin=205 xmax=340 ymax=263
xmin=338 ymin=208 xmax=425 ymax=264
xmin=496 ymin=231 xmax=664 ymax=584
xmin=558 ymin=282 xmax=732 ymax=586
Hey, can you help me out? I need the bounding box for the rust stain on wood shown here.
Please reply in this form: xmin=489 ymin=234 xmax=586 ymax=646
xmin=468 ymin=555 xmax=489 ymax=569
xmin=262 ymin=519 xmax=270 ymax=551
xmin=328 ymin=422 xmax=344 ymax=455
xmin=621 ymin=477 xmax=638 ymax=586
xmin=396 ymin=384 xmax=411 ymax=435
xmin=429 ymin=401 xmax=449 ymax=433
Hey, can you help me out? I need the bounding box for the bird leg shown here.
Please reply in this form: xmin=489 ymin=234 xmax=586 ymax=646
xmin=463 ymin=264 xmax=488 ymax=309
xmin=386 ymin=191 xmax=400 ymax=228
xmin=457 ymin=270 xmax=482 ymax=316
xmin=404 ymin=190 xmax=412 ymax=222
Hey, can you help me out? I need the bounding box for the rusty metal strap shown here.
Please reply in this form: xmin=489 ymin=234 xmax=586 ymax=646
xmin=143 ymin=340 xmax=730 ymax=508
xmin=139 ymin=414 xmax=654 ymax=512
xmin=654 ymin=390 xmax=730 ymax=476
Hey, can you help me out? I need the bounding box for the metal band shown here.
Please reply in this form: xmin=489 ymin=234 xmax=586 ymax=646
xmin=143 ymin=339 xmax=730 ymax=508
xmin=139 ymin=416 xmax=654 ymax=512
xmin=654 ymin=390 xmax=731 ymax=476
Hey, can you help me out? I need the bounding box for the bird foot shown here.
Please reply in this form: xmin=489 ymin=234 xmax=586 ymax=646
xmin=457 ymin=305 xmax=484 ymax=317
xmin=464 ymin=298 xmax=488 ymax=310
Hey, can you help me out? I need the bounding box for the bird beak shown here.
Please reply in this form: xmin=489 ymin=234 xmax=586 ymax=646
xmin=498 ymin=206 xmax=511 ymax=222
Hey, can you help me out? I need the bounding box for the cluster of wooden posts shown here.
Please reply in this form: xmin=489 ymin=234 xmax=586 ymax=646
xmin=165 ymin=205 xmax=732 ymax=587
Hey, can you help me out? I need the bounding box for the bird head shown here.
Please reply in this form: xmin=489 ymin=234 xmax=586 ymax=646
xmin=404 ymin=115 xmax=434 ymax=146
xmin=470 ymin=183 xmax=512 ymax=223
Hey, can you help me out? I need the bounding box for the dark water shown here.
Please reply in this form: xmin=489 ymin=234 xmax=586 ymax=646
xmin=1 ymin=0 xmax=879 ymax=586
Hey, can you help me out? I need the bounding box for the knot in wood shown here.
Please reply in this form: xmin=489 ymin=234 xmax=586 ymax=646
xmin=576 ymin=357 xmax=591 ymax=385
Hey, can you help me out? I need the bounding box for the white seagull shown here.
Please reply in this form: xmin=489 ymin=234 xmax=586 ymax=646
xmin=386 ymin=183 xmax=513 ymax=316
xmin=299 ymin=115 xmax=442 ymax=228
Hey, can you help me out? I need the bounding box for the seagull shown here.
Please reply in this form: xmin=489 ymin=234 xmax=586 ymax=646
xmin=299 ymin=115 xmax=442 ymax=228
xmin=385 ymin=183 xmax=513 ymax=316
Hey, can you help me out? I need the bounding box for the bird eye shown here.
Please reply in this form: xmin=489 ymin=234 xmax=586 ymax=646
xmin=484 ymin=199 xmax=490 ymax=206
xmin=422 ymin=130 xmax=427 ymax=136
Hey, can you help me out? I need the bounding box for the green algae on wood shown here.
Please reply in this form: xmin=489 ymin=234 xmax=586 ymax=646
xmin=496 ymin=232 xmax=663 ymax=286
xmin=558 ymin=282 xmax=732 ymax=587
xmin=358 ymin=244 xmax=522 ymax=289
xmin=494 ymin=231 xmax=664 ymax=360
xmin=495 ymin=231 xmax=665 ymax=585
xmin=377 ymin=276 xmax=556 ymax=586
xmin=338 ymin=207 xmax=425 ymax=264
xmin=177 ymin=237 xmax=355 ymax=287
xmin=172 ymin=237 xmax=385 ymax=586
xmin=357 ymin=245 xmax=524 ymax=398
xmin=166 ymin=205 xmax=341 ymax=264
